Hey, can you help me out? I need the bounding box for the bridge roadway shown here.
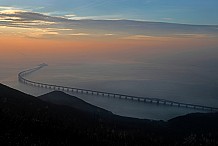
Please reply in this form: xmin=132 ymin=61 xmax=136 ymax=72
xmin=18 ymin=64 xmax=218 ymax=112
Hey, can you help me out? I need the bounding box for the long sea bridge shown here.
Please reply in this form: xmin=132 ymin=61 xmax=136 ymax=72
xmin=18 ymin=64 xmax=218 ymax=112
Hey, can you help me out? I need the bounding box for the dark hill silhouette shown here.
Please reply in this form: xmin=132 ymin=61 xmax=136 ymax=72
xmin=39 ymin=91 xmax=112 ymax=115
xmin=169 ymin=112 xmax=218 ymax=134
xmin=0 ymin=83 xmax=218 ymax=145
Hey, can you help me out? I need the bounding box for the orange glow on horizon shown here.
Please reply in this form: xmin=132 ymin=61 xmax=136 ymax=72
xmin=1 ymin=36 xmax=218 ymax=64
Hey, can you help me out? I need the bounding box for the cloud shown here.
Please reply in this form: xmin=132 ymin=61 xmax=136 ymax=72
xmin=174 ymin=34 xmax=214 ymax=38
xmin=0 ymin=9 xmax=70 ymax=38
xmin=64 ymin=14 xmax=76 ymax=18
xmin=0 ymin=10 xmax=50 ymax=26
xmin=104 ymin=34 xmax=115 ymax=36
xmin=123 ymin=35 xmax=154 ymax=40
xmin=69 ymin=33 xmax=90 ymax=36
xmin=121 ymin=35 xmax=173 ymax=41
xmin=66 ymin=14 xmax=123 ymax=20
xmin=0 ymin=6 xmax=16 ymax=10
xmin=0 ymin=8 xmax=218 ymax=40
xmin=0 ymin=11 xmax=61 ymax=22
xmin=0 ymin=26 xmax=59 ymax=38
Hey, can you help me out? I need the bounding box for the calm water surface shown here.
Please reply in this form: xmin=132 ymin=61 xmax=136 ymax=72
xmin=1 ymin=48 xmax=218 ymax=120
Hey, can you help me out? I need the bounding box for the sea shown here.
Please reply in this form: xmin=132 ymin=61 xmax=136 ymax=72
xmin=1 ymin=47 xmax=218 ymax=120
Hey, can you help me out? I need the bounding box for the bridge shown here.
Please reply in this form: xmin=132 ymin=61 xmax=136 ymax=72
xmin=18 ymin=64 xmax=218 ymax=112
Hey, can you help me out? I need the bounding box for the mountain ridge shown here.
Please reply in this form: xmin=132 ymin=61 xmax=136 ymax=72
xmin=1 ymin=83 xmax=218 ymax=145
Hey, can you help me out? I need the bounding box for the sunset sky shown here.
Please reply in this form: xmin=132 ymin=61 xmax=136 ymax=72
xmin=0 ymin=0 xmax=218 ymax=64
xmin=1 ymin=0 xmax=218 ymax=39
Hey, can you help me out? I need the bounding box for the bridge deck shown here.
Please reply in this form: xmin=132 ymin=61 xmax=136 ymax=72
xmin=18 ymin=64 xmax=218 ymax=112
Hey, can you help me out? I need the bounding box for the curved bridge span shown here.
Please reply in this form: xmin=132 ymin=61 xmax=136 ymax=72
xmin=18 ymin=64 xmax=218 ymax=112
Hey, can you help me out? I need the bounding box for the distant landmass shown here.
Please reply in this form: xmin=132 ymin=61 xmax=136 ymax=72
xmin=0 ymin=83 xmax=218 ymax=145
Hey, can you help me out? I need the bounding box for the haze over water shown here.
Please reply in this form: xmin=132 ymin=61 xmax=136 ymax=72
xmin=1 ymin=40 xmax=218 ymax=120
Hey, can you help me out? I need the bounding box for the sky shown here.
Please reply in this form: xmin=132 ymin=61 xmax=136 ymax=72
xmin=0 ymin=0 xmax=218 ymax=25
xmin=0 ymin=0 xmax=218 ymax=64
